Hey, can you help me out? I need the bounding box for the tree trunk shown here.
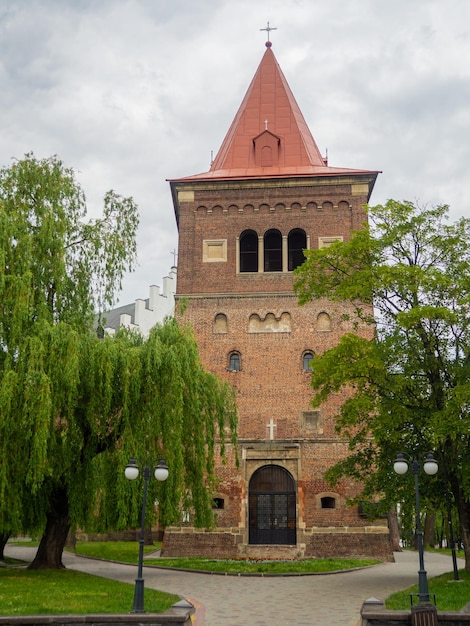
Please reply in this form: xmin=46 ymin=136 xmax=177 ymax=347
xmin=388 ymin=508 xmax=401 ymax=551
xmin=65 ymin=530 xmax=77 ymax=550
xmin=0 ymin=532 xmax=11 ymax=560
xmin=423 ymin=512 xmax=436 ymax=549
xmin=457 ymin=497 xmax=470 ymax=570
xmin=29 ymin=487 xmax=70 ymax=569
xmin=144 ymin=526 xmax=154 ymax=546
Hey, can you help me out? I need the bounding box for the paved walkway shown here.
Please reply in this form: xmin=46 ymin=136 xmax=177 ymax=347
xmin=5 ymin=545 xmax=464 ymax=626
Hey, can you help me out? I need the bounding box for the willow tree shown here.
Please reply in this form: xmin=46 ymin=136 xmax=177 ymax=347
xmin=0 ymin=155 xmax=238 ymax=569
xmin=0 ymin=154 xmax=138 ymax=565
xmin=294 ymin=200 xmax=470 ymax=569
xmin=22 ymin=319 xmax=237 ymax=569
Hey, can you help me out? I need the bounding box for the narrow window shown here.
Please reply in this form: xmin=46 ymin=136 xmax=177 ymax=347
xmin=229 ymin=352 xmax=241 ymax=371
xmin=288 ymin=228 xmax=307 ymax=271
xmin=302 ymin=351 xmax=314 ymax=371
xmin=264 ymin=229 xmax=282 ymax=272
xmin=240 ymin=230 xmax=258 ymax=272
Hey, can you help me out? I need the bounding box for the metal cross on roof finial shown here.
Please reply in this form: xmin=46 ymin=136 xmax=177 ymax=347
xmin=260 ymin=21 xmax=277 ymax=46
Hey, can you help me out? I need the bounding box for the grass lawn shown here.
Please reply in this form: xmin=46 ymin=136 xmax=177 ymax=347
xmin=143 ymin=556 xmax=380 ymax=573
xmin=385 ymin=568 xmax=470 ymax=611
xmin=0 ymin=567 xmax=179 ymax=615
xmin=73 ymin=540 xmax=380 ymax=573
xmin=73 ymin=540 xmax=160 ymax=563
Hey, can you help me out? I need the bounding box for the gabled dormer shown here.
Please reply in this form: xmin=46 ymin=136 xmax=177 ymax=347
xmin=253 ymin=129 xmax=281 ymax=167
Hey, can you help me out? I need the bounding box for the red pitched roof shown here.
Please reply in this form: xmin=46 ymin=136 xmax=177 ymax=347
xmin=170 ymin=44 xmax=378 ymax=182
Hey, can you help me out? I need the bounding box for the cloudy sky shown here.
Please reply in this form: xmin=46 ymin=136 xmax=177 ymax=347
xmin=2 ymin=0 xmax=470 ymax=305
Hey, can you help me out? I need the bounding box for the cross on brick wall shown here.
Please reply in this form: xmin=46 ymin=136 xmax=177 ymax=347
xmin=266 ymin=418 xmax=277 ymax=440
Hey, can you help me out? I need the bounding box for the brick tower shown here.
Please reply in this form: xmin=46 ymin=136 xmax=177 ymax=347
xmin=165 ymin=41 xmax=392 ymax=560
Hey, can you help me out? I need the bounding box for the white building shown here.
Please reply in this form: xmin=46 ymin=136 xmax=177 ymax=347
xmin=102 ymin=267 xmax=177 ymax=338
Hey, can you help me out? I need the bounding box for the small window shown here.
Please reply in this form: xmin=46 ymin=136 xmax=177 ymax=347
xmin=302 ymin=351 xmax=314 ymax=371
xmin=321 ymin=497 xmax=336 ymax=509
xmin=229 ymin=352 xmax=241 ymax=372
xmin=213 ymin=497 xmax=225 ymax=510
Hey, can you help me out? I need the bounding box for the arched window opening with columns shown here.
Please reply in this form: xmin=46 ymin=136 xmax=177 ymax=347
xmin=239 ymin=230 xmax=259 ymax=272
xmin=264 ymin=229 xmax=282 ymax=272
xmin=288 ymin=228 xmax=307 ymax=270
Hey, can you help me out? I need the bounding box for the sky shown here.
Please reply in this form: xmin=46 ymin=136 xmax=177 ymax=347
xmin=1 ymin=0 xmax=470 ymax=306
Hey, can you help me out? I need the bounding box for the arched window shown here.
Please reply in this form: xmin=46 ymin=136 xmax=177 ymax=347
xmin=264 ymin=229 xmax=282 ymax=272
xmin=288 ymin=228 xmax=307 ymax=271
xmin=321 ymin=496 xmax=336 ymax=509
xmin=228 ymin=351 xmax=241 ymax=372
xmin=240 ymin=230 xmax=258 ymax=272
xmin=302 ymin=351 xmax=314 ymax=371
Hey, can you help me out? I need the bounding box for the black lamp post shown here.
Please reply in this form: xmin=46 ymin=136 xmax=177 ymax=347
xmin=393 ymin=452 xmax=438 ymax=604
xmin=124 ymin=458 xmax=169 ymax=613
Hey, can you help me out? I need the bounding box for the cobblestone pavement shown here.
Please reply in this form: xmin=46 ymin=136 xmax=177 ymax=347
xmin=5 ymin=545 xmax=464 ymax=626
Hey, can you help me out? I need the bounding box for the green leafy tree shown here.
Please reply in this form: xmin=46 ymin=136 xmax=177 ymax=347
xmin=0 ymin=153 xmax=138 ymax=565
xmin=0 ymin=154 xmax=238 ymax=568
xmin=294 ymin=200 xmax=470 ymax=569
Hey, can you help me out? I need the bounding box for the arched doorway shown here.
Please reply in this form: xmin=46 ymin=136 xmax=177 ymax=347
xmin=248 ymin=465 xmax=296 ymax=545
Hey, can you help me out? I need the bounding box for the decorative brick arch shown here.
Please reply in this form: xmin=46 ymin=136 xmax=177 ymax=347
xmin=213 ymin=313 xmax=228 ymax=334
xmin=316 ymin=311 xmax=332 ymax=331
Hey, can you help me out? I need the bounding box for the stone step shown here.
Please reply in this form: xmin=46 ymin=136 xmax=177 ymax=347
xmin=241 ymin=545 xmax=301 ymax=560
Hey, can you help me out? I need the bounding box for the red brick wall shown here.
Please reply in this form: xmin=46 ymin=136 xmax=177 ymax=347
xmin=162 ymin=529 xmax=394 ymax=561
xmin=305 ymin=533 xmax=394 ymax=561
xmin=178 ymin=294 xmax=370 ymax=440
xmin=162 ymin=529 xmax=239 ymax=558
